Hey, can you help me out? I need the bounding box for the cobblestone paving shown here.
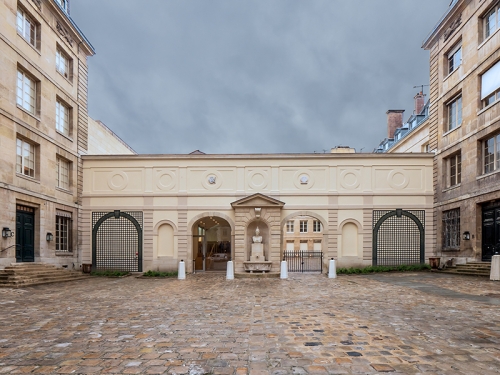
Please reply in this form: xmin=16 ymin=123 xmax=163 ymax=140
xmin=0 ymin=272 xmax=500 ymax=374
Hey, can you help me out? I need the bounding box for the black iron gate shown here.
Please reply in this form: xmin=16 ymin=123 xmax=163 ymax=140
xmin=373 ymin=209 xmax=425 ymax=266
xmin=92 ymin=211 xmax=143 ymax=272
xmin=283 ymin=251 xmax=323 ymax=272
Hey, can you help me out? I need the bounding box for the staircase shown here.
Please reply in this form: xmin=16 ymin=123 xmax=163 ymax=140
xmin=0 ymin=263 xmax=89 ymax=288
xmin=439 ymin=261 xmax=491 ymax=277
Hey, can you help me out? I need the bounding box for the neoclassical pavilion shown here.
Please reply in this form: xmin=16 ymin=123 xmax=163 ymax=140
xmin=81 ymin=153 xmax=434 ymax=273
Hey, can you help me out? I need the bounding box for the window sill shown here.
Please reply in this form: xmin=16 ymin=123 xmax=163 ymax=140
xmin=55 ymin=186 xmax=72 ymax=194
xmin=477 ymin=100 xmax=499 ymax=116
xmin=477 ymin=169 xmax=500 ymax=181
xmin=442 ymin=124 xmax=461 ymax=137
xmin=478 ymin=28 xmax=500 ymax=50
xmin=56 ymin=130 xmax=73 ymax=142
xmin=442 ymin=183 xmax=461 ymax=193
xmin=56 ymin=69 xmax=73 ymax=85
xmin=16 ymin=105 xmax=41 ymax=122
xmin=17 ymin=32 xmax=41 ymax=55
xmin=55 ymin=251 xmax=74 ymax=256
xmin=443 ymin=65 xmax=461 ymax=82
xmin=442 ymin=248 xmax=460 ymax=252
xmin=16 ymin=173 xmax=39 ymax=183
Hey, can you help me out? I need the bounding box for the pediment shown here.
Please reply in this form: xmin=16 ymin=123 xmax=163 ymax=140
xmin=231 ymin=193 xmax=285 ymax=208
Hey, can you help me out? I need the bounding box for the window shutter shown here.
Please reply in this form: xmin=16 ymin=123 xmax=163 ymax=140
xmin=481 ymin=61 xmax=500 ymax=99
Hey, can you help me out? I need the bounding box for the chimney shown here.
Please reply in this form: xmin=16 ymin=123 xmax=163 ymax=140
xmin=386 ymin=110 xmax=404 ymax=139
xmin=414 ymin=91 xmax=425 ymax=115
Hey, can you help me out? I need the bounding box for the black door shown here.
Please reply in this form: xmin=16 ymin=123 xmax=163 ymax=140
xmin=16 ymin=207 xmax=35 ymax=262
xmin=482 ymin=207 xmax=500 ymax=261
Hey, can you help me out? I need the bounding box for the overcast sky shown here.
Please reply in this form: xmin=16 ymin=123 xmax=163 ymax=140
xmin=71 ymin=1 xmax=450 ymax=154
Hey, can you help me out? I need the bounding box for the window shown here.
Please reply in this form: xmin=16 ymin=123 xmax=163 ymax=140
xmin=16 ymin=138 xmax=35 ymax=178
xmin=442 ymin=208 xmax=460 ymax=249
xmin=422 ymin=143 xmax=430 ymax=152
xmin=286 ymin=220 xmax=294 ymax=233
xmin=481 ymin=60 xmax=500 ymax=107
xmin=484 ymin=4 xmax=499 ymax=40
xmin=55 ymin=0 xmax=69 ymax=12
xmin=313 ymin=220 xmax=322 ymax=232
xmin=447 ymin=43 xmax=462 ymax=75
xmin=299 ymin=220 xmax=308 ymax=233
xmin=16 ymin=7 xmax=37 ymax=48
xmin=56 ymin=100 xmax=70 ymax=135
xmin=56 ymin=211 xmax=72 ymax=252
xmin=56 ymin=157 xmax=70 ymax=190
xmin=447 ymin=96 xmax=462 ymax=131
xmin=483 ymin=133 xmax=500 ymax=174
xmin=299 ymin=241 xmax=308 ymax=251
xmin=446 ymin=153 xmax=461 ymax=187
xmin=56 ymin=48 xmax=70 ymax=78
xmin=17 ymin=70 xmax=36 ymax=114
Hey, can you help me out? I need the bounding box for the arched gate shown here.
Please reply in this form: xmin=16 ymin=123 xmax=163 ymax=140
xmin=92 ymin=210 xmax=143 ymax=272
xmin=373 ymin=209 xmax=425 ymax=266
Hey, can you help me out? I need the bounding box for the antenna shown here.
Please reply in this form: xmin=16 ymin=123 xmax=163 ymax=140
xmin=413 ymin=84 xmax=429 ymax=94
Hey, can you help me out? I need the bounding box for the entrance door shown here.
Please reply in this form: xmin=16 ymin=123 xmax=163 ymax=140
xmin=16 ymin=205 xmax=35 ymax=262
xmin=482 ymin=207 xmax=500 ymax=261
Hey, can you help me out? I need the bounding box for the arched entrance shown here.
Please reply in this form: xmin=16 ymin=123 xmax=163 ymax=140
xmin=92 ymin=211 xmax=143 ymax=272
xmin=192 ymin=216 xmax=231 ymax=271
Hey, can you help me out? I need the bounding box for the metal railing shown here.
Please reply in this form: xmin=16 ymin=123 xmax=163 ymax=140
xmin=283 ymin=250 xmax=323 ymax=273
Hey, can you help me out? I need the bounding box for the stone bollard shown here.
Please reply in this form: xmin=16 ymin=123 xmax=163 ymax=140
xmin=491 ymin=254 xmax=500 ymax=281
xmin=280 ymin=260 xmax=288 ymax=279
xmin=226 ymin=260 xmax=234 ymax=280
xmin=328 ymin=258 xmax=337 ymax=279
xmin=178 ymin=260 xmax=186 ymax=280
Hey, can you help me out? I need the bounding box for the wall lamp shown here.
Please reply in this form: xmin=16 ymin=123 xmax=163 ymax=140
xmin=46 ymin=232 xmax=54 ymax=242
xmin=2 ymin=227 xmax=14 ymax=238
xmin=463 ymin=231 xmax=470 ymax=241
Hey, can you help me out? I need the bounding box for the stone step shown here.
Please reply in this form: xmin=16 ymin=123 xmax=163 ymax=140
xmin=0 ymin=272 xmax=82 ymax=281
xmin=0 ymin=263 xmax=88 ymax=288
xmin=438 ymin=268 xmax=491 ymax=277
xmin=0 ymin=275 xmax=89 ymax=288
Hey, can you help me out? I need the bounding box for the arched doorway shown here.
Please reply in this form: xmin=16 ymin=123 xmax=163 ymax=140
xmin=192 ymin=216 xmax=231 ymax=271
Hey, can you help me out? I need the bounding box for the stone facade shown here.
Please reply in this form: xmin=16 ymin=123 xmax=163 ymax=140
xmin=87 ymin=118 xmax=136 ymax=155
xmin=82 ymin=153 xmax=434 ymax=273
xmin=423 ymin=0 xmax=500 ymax=263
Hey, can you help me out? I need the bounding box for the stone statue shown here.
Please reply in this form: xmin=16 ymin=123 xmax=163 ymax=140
xmin=252 ymin=227 xmax=262 ymax=243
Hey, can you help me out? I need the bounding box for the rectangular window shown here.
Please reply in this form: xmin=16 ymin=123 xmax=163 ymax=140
xmin=484 ymin=4 xmax=499 ymax=40
xmin=483 ymin=133 xmax=500 ymax=174
xmin=16 ymin=138 xmax=35 ymax=178
xmin=447 ymin=153 xmax=462 ymax=187
xmin=56 ymin=211 xmax=72 ymax=252
xmin=17 ymin=70 xmax=36 ymax=114
xmin=55 ymin=0 xmax=69 ymax=12
xmin=56 ymin=48 xmax=70 ymax=78
xmin=56 ymin=157 xmax=70 ymax=190
xmin=447 ymin=43 xmax=462 ymax=75
xmin=447 ymin=96 xmax=462 ymax=131
xmin=17 ymin=8 xmax=37 ymax=47
xmin=286 ymin=220 xmax=294 ymax=233
xmin=313 ymin=241 xmax=322 ymax=251
xmin=299 ymin=241 xmax=308 ymax=251
xmin=442 ymin=208 xmax=460 ymax=249
xmin=313 ymin=220 xmax=322 ymax=232
xmin=299 ymin=220 xmax=308 ymax=233
xmin=286 ymin=241 xmax=294 ymax=251
xmin=481 ymin=60 xmax=500 ymax=107
xmin=56 ymin=100 xmax=70 ymax=135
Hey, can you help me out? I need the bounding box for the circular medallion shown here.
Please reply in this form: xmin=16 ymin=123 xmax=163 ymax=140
xmin=156 ymin=171 xmax=176 ymax=190
xmin=340 ymin=170 xmax=361 ymax=190
xmin=107 ymin=171 xmax=129 ymax=191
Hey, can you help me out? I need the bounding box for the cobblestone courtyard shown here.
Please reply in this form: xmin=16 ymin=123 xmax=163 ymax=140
xmin=0 ymin=272 xmax=500 ymax=374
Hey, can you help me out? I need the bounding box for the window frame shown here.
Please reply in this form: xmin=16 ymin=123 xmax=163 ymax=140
xmin=483 ymin=133 xmax=500 ymax=174
xmin=17 ymin=69 xmax=37 ymax=115
xmin=56 ymin=157 xmax=70 ymax=190
xmin=483 ymin=3 xmax=500 ymax=41
xmin=299 ymin=220 xmax=308 ymax=233
xmin=313 ymin=220 xmax=322 ymax=233
xmin=16 ymin=138 xmax=36 ymax=178
xmin=447 ymin=42 xmax=462 ymax=75
xmin=16 ymin=7 xmax=38 ymax=49
xmin=446 ymin=95 xmax=462 ymax=132
xmin=446 ymin=153 xmax=462 ymax=187
xmin=286 ymin=220 xmax=294 ymax=233
xmin=55 ymin=47 xmax=71 ymax=79
xmin=442 ymin=208 xmax=460 ymax=250
xmin=55 ymin=99 xmax=71 ymax=136
xmin=56 ymin=213 xmax=72 ymax=252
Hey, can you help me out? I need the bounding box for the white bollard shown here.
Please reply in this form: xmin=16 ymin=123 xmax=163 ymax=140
xmin=178 ymin=260 xmax=186 ymax=280
xmin=491 ymin=254 xmax=500 ymax=281
xmin=280 ymin=260 xmax=288 ymax=279
xmin=226 ymin=260 xmax=234 ymax=280
xmin=328 ymin=258 xmax=337 ymax=279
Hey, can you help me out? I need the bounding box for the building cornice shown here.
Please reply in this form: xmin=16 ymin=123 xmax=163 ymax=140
xmin=422 ymin=0 xmax=467 ymax=49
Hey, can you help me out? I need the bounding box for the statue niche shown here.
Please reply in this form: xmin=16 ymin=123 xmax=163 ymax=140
xmin=244 ymin=225 xmax=272 ymax=273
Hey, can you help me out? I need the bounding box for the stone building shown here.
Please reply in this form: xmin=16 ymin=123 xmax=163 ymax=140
xmin=0 ymin=0 xmax=132 ymax=269
xmin=423 ymin=0 xmax=500 ymax=264
xmin=81 ymin=153 xmax=434 ymax=274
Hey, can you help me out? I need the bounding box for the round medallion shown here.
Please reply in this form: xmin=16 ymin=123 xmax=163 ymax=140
xmin=107 ymin=171 xmax=129 ymax=191
xmin=156 ymin=171 xmax=176 ymax=190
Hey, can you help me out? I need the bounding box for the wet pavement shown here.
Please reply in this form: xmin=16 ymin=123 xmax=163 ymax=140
xmin=0 ymin=272 xmax=499 ymax=374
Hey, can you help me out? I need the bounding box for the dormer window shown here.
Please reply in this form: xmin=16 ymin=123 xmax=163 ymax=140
xmin=55 ymin=0 xmax=69 ymax=12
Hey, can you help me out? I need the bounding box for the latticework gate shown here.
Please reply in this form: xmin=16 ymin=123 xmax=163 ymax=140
xmin=373 ymin=209 xmax=425 ymax=266
xmin=283 ymin=250 xmax=323 ymax=272
xmin=92 ymin=211 xmax=143 ymax=272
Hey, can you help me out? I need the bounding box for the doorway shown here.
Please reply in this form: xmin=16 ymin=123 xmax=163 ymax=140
xmin=192 ymin=216 xmax=231 ymax=271
xmin=16 ymin=205 xmax=35 ymax=262
xmin=482 ymin=206 xmax=500 ymax=261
